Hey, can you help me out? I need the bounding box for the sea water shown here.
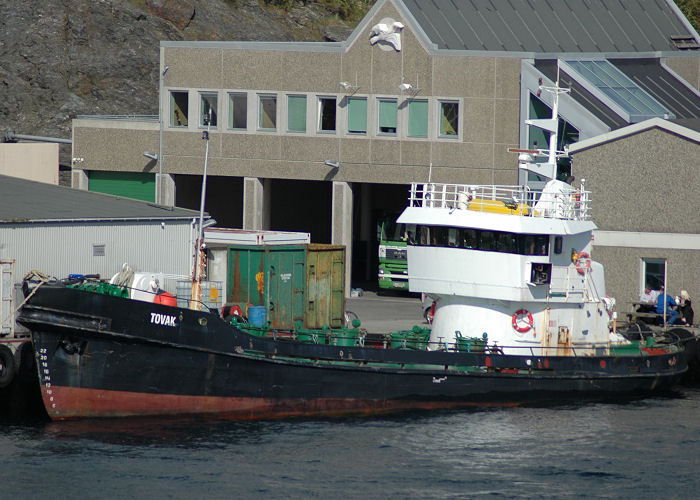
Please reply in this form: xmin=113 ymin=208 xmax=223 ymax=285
xmin=1 ymin=387 xmax=699 ymax=499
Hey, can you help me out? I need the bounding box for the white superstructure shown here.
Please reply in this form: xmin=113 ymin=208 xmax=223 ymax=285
xmin=398 ymin=82 xmax=620 ymax=355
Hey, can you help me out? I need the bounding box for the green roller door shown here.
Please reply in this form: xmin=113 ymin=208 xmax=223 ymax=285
xmin=89 ymin=171 xmax=155 ymax=202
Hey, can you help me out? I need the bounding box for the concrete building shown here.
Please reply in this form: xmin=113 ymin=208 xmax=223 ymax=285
xmin=70 ymin=0 xmax=700 ymax=300
xmin=0 ymin=143 xmax=59 ymax=185
xmin=569 ymin=119 xmax=700 ymax=309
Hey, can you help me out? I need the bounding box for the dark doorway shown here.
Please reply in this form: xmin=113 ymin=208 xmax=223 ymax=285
xmin=270 ymin=179 xmax=332 ymax=243
xmin=351 ymin=183 xmax=411 ymax=288
xmin=174 ymin=175 xmax=243 ymax=229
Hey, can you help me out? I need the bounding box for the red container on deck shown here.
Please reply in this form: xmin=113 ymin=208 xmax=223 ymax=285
xmin=154 ymin=292 xmax=177 ymax=307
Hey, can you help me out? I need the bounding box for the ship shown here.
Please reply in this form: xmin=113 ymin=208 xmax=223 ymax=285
xmin=16 ymin=82 xmax=688 ymax=421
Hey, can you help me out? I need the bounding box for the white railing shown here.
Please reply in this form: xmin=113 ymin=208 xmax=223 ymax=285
xmin=408 ymin=182 xmax=591 ymax=221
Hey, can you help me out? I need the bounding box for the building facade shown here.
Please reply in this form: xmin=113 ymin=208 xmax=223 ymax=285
xmin=569 ymin=120 xmax=700 ymax=309
xmin=71 ymin=0 xmax=700 ymax=299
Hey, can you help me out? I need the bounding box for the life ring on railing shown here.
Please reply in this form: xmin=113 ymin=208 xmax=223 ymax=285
xmin=575 ymin=252 xmax=591 ymax=275
xmin=512 ymin=309 xmax=534 ymax=333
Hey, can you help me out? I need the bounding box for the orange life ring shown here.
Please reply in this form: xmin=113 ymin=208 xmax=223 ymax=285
xmin=576 ymin=252 xmax=591 ymax=275
xmin=512 ymin=309 xmax=533 ymax=333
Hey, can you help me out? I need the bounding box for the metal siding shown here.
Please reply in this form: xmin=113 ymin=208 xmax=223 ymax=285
xmin=547 ymin=0 xmax=586 ymax=52
xmin=266 ymin=246 xmax=306 ymax=330
xmin=88 ymin=171 xmax=156 ymax=202
xmin=612 ymin=59 xmax=700 ymax=119
xmin=565 ymin=1 xmax=608 ymax=52
xmin=226 ymin=246 xmax=266 ymax=306
xmin=0 ymin=222 xmax=193 ymax=292
xmin=509 ymin=1 xmax=554 ymax=52
xmin=0 ymin=174 xmax=200 ymax=221
xmin=401 ymin=0 xmax=696 ymax=53
xmin=306 ymin=245 xmax=346 ymax=329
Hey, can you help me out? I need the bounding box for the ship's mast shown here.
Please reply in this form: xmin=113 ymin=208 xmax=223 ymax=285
xmin=520 ymin=66 xmax=571 ymax=181
xmin=190 ymin=110 xmax=212 ymax=311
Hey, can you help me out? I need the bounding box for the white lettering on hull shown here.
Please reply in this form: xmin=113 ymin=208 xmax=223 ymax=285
xmin=150 ymin=312 xmax=177 ymax=327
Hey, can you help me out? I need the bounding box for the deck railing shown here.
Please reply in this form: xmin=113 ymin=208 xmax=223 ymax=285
xmin=408 ymin=182 xmax=591 ymax=221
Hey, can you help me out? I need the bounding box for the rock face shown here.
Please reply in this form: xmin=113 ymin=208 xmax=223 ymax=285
xmin=0 ymin=0 xmax=357 ymax=171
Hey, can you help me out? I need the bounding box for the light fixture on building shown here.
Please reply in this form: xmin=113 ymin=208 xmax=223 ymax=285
xmin=339 ymin=81 xmax=360 ymax=94
xmin=143 ymin=151 xmax=159 ymax=161
xmin=399 ymin=82 xmax=421 ymax=95
xmin=325 ymin=160 xmax=341 ymax=169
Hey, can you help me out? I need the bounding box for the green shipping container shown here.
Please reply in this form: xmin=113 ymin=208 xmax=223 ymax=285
xmin=226 ymin=244 xmax=345 ymax=330
xmin=306 ymin=244 xmax=345 ymax=329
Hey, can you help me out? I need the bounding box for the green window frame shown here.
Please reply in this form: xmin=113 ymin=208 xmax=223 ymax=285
xmin=347 ymin=97 xmax=367 ymax=134
xmin=259 ymin=95 xmax=277 ymax=130
xmin=287 ymin=95 xmax=307 ymax=133
xmin=378 ymin=99 xmax=397 ymax=135
xmin=170 ymin=91 xmax=188 ymax=127
xmin=439 ymin=100 xmax=458 ymax=137
xmin=200 ymin=93 xmax=218 ymax=127
xmin=408 ymin=100 xmax=428 ymax=137
xmin=229 ymin=93 xmax=247 ymax=130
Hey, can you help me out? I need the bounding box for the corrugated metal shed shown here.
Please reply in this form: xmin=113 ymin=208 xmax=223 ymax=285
xmin=402 ymin=0 xmax=698 ymax=53
xmin=0 ymin=174 xmax=199 ymax=222
xmin=0 ymin=175 xmax=212 ymax=291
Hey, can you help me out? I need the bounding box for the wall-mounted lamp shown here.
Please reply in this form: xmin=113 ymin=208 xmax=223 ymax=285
xmin=143 ymin=151 xmax=159 ymax=161
xmin=325 ymin=160 xmax=341 ymax=169
xmin=399 ymin=82 xmax=422 ymax=96
xmin=339 ymin=81 xmax=360 ymax=94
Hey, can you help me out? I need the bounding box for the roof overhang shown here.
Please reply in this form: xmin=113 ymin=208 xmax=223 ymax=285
xmin=567 ymin=118 xmax=700 ymax=154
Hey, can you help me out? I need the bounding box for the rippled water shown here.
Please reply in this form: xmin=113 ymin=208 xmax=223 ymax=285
xmin=2 ymin=388 xmax=700 ymax=499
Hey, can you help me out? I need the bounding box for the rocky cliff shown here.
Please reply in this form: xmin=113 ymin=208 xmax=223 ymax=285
xmin=0 ymin=0 xmax=362 ymax=171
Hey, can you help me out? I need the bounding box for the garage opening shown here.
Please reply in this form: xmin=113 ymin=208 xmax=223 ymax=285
xmin=174 ymin=175 xmax=243 ymax=229
xmin=352 ymin=183 xmax=411 ymax=289
xmin=269 ymin=179 xmax=331 ymax=243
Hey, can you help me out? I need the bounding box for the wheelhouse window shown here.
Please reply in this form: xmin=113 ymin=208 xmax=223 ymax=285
xmin=287 ymin=95 xmax=307 ymax=133
xmin=259 ymin=95 xmax=277 ymax=130
xmin=378 ymin=98 xmax=397 ymax=135
xmin=318 ymin=97 xmax=336 ymax=132
xmin=347 ymin=97 xmax=367 ymax=134
xmin=228 ymin=93 xmax=247 ymax=130
xmin=439 ymin=100 xmax=458 ymax=137
xmin=170 ymin=91 xmax=188 ymax=127
xmin=200 ymin=93 xmax=218 ymax=127
xmin=410 ymin=225 xmax=548 ymax=256
xmin=408 ymin=99 xmax=428 ymax=137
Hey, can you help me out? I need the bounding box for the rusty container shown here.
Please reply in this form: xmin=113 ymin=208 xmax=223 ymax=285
xmin=226 ymin=244 xmax=344 ymax=330
xmin=305 ymin=244 xmax=345 ymax=329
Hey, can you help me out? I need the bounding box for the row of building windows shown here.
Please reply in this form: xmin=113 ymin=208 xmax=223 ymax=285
xmin=408 ymin=225 xmax=550 ymax=256
xmin=169 ymin=90 xmax=460 ymax=139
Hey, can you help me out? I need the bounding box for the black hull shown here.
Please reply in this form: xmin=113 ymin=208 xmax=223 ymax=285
xmin=19 ymin=286 xmax=687 ymax=420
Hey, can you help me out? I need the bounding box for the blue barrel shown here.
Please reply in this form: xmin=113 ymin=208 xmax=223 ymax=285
xmin=248 ymin=306 xmax=267 ymax=327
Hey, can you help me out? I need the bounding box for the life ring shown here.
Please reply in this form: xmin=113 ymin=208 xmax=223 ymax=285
xmin=512 ymin=309 xmax=534 ymax=333
xmin=575 ymin=252 xmax=591 ymax=275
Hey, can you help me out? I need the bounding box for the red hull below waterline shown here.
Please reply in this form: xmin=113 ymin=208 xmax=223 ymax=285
xmin=41 ymin=386 xmax=524 ymax=420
